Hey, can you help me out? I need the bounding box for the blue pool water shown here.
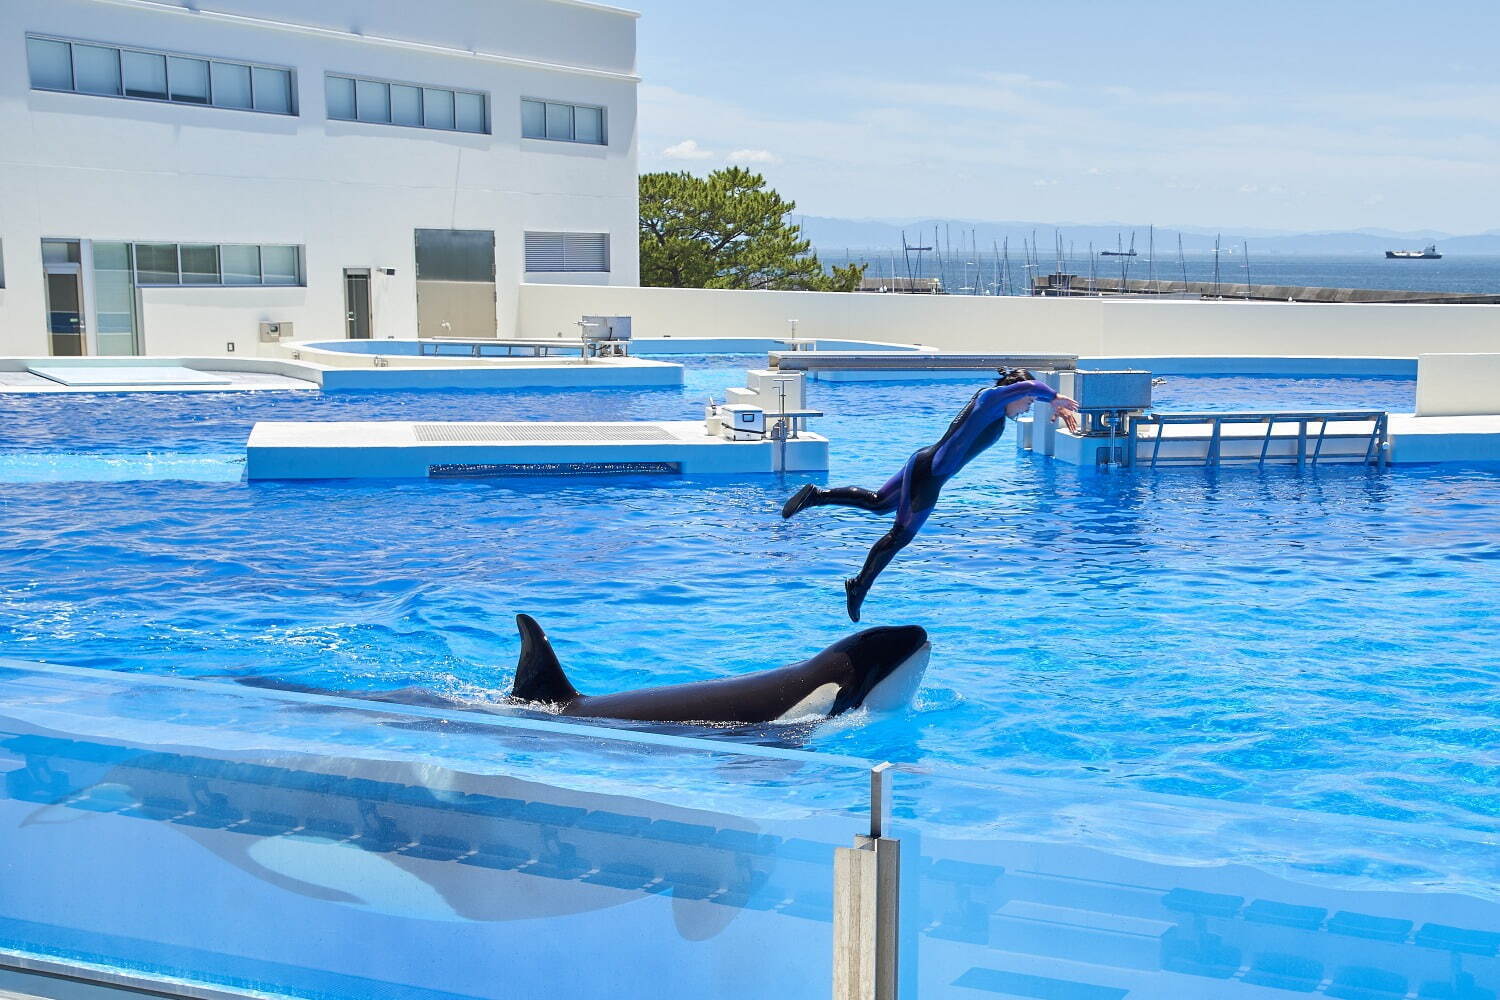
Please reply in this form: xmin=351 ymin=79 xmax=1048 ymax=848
xmin=2 ymin=368 xmax=1499 ymax=840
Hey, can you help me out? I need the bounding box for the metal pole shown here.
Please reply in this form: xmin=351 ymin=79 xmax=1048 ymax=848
xmin=834 ymin=763 xmax=900 ymax=1000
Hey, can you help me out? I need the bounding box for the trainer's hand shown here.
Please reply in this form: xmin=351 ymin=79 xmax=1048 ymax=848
xmin=1051 ymin=396 xmax=1082 ymax=434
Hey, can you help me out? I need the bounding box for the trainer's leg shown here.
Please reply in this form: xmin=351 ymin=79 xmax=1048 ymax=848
xmin=844 ymin=456 xmax=934 ymax=620
xmin=781 ymin=471 xmax=901 ymax=518
xmin=844 ymin=508 xmax=929 ymax=622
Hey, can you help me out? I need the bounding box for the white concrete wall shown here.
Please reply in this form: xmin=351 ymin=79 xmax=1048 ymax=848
xmin=1415 ymin=353 xmax=1500 ymax=416
xmin=0 ymin=0 xmax=638 ymax=356
xmin=518 ymin=284 xmax=1500 ymax=359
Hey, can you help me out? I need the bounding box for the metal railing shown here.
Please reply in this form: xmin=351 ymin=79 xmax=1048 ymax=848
xmin=1125 ymin=410 xmax=1389 ymax=469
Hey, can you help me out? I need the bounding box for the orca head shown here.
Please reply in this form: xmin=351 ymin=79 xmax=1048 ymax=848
xmin=826 ymin=625 xmax=931 ymax=716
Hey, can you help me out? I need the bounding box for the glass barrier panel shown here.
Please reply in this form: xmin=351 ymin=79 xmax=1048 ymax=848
xmin=0 ymin=659 xmax=870 ymax=1000
xmin=890 ymin=764 xmax=1500 ymax=1000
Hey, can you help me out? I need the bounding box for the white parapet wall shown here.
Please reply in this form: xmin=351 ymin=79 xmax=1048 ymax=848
xmin=518 ymin=283 xmax=1500 ymax=358
xmin=246 ymin=420 xmax=827 ymax=479
xmin=1415 ymin=354 xmax=1500 ymax=416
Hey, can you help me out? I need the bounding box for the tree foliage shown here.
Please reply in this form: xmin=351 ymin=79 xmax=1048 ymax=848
xmin=639 ymin=167 xmax=864 ymax=291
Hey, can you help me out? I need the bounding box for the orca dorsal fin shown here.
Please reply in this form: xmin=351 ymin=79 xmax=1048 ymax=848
xmin=511 ymin=614 xmax=580 ymax=705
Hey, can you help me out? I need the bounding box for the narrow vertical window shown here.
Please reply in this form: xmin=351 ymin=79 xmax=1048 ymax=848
xmin=210 ymin=62 xmax=252 ymax=109
xmin=390 ymin=84 xmax=423 ymax=127
xmin=27 ymin=38 xmax=73 ymax=91
xmin=455 ymin=91 xmax=485 ymax=133
xmin=93 ymin=242 xmax=140 ymax=356
xmin=252 ymin=67 xmax=292 ymax=114
xmin=574 ymin=106 xmax=604 ymax=144
xmin=121 ymin=50 xmax=167 ymax=99
xmin=73 ymin=44 xmax=122 ymax=96
xmin=326 ymin=76 xmax=355 ymax=120
xmin=356 ymin=79 xmax=390 ymax=123
xmin=545 ymin=102 xmax=573 ymax=140
xmin=168 ymin=56 xmax=210 ymax=104
xmin=521 ymin=99 xmax=546 ymax=138
xmin=423 ymin=88 xmax=454 ymax=130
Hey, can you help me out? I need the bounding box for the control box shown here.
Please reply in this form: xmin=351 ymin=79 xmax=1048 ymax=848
xmin=719 ymin=404 xmax=766 ymax=440
xmin=1057 ymin=370 xmax=1153 ymax=411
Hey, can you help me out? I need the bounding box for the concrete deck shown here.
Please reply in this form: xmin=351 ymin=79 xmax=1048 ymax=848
xmin=1389 ymin=413 xmax=1500 ymax=463
xmin=246 ymin=420 xmax=828 ymax=479
xmin=0 ymin=369 xmax=317 ymax=393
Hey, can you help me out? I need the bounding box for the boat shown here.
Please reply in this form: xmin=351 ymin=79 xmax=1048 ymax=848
xmin=1386 ymin=244 xmax=1441 ymax=259
xmin=1099 ymin=249 xmax=1136 ymax=257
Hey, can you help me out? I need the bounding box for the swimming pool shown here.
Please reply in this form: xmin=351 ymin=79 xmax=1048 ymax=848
xmin=2 ymin=365 xmax=1498 ymax=850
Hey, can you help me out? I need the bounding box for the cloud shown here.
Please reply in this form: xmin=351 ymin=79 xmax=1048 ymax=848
xmin=662 ymin=139 xmax=714 ymax=160
xmin=728 ymin=148 xmax=780 ymax=164
xmin=636 ymin=74 xmax=1500 ymax=230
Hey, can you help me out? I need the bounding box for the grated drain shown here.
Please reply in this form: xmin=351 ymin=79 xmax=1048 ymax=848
xmin=431 ymin=462 xmax=681 ymax=478
xmin=414 ymin=423 xmax=677 ymax=443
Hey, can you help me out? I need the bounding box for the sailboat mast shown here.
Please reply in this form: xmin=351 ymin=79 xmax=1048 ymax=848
xmin=1148 ymin=225 xmax=1157 ymax=293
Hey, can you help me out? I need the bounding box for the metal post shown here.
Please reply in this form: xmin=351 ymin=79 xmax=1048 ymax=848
xmin=834 ymin=763 xmax=900 ymax=1000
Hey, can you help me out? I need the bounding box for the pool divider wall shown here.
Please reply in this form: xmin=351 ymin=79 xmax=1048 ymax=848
xmin=245 ymin=420 xmax=829 ymax=479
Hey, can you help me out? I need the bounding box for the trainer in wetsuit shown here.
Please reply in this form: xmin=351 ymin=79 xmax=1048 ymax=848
xmin=781 ymin=368 xmax=1081 ymax=622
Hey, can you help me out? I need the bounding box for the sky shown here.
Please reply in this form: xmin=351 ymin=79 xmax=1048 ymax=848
xmin=631 ymin=0 xmax=1500 ymax=233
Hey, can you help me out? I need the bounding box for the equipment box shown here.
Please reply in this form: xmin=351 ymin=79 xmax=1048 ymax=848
xmin=720 ymin=404 xmax=766 ymax=440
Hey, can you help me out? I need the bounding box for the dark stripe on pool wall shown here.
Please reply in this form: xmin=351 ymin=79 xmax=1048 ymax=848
xmin=429 ymin=462 xmax=681 ymax=477
xmin=952 ymin=967 xmax=1129 ymax=999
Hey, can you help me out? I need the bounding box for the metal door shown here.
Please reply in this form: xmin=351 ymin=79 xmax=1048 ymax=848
xmin=344 ymin=269 xmax=372 ymax=339
xmin=414 ymin=229 xmax=496 ymax=339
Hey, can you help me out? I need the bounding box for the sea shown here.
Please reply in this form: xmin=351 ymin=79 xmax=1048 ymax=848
xmin=817 ymin=250 xmax=1500 ymax=297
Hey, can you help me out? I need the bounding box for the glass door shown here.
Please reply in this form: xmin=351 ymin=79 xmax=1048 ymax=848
xmin=42 ymin=239 xmax=85 ymax=356
xmin=343 ymin=268 xmax=371 ymax=339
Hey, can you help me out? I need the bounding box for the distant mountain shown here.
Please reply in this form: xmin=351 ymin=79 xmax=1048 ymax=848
xmin=798 ymin=216 xmax=1500 ymax=255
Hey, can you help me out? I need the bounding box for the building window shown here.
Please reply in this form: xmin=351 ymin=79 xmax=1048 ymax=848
xmin=26 ymin=34 xmax=296 ymax=116
xmin=325 ymin=73 xmax=488 ymax=134
xmin=521 ymin=99 xmax=606 ymax=144
xmin=524 ymin=232 xmax=610 ymax=273
xmin=127 ymin=243 xmax=303 ymax=286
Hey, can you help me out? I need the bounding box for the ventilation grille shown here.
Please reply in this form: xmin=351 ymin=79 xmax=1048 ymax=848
xmin=414 ymin=423 xmax=676 ymax=443
xmin=432 ymin=462 xmax=680 ymax=478
xmin=524 ymin=231 xmax=610 ymax=272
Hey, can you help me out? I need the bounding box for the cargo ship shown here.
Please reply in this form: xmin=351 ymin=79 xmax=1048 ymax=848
xmin=1386 ymin=244 xmax=1441 ymax=259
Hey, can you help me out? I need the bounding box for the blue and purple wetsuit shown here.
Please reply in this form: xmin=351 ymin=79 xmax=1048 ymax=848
xmin=782 ymin=379 xmax=1059 ymax=621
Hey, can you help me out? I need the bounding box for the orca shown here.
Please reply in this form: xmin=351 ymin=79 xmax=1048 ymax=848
xmin=510 ymin=614 xmax=930 ymax=724
xmin=234 ymin=615 xmax=930 ymax=727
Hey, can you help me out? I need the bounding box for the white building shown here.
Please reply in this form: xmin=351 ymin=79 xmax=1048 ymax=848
xmin=0 ymin=0 xmax=639 ymax=357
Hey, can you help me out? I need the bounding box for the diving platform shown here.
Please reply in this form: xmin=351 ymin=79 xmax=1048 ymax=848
xmin=245 ymin=420 xmax=828 ymax=480
xmin=768 ymin=352 xmax=1078 ymax=382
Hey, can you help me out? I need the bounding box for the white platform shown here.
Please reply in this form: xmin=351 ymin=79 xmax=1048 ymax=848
xmin=26 ymin=365 xmax=233 ymax=387
xmin=246 ymin=420 xmax=828 ymax=479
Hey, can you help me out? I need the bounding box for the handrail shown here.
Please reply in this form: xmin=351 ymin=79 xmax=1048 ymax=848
xmin=1127 ymin=410 xmax=1389 ymax=469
